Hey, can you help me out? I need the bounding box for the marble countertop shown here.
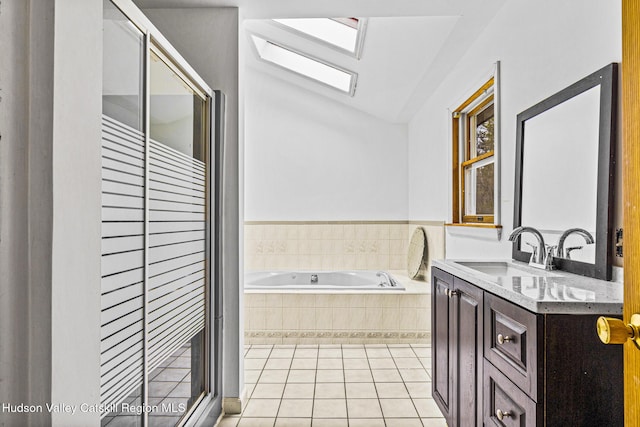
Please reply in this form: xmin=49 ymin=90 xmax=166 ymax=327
xmin=432 ymin=259 xmax=623 ymax=315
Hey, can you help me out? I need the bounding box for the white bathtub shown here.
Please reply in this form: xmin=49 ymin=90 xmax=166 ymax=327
xmin=244 ymin=270 xmax=405 ymax=291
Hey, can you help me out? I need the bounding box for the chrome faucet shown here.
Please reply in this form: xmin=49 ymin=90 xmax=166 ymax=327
xmin=557 ymin=228 xmax=594 ymax=258
xmin=509 ymin=226 xmax=554 ymax=270
xmin=376 ymin=271 xmax=397 ymax=287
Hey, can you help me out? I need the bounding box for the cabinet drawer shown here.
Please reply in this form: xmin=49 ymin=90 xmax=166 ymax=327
xmin=484 ymin=293 xmax=541 ymax=400
xmin=484 ymin=360 xmax=541 ymax=427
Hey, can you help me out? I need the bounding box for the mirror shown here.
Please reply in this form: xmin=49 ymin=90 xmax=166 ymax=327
xmin=513 ymin=63 xmax=617 ymax=280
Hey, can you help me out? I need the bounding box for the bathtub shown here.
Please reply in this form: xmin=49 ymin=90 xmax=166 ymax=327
xmin=244 ymin=270 xmax=406 ymax=291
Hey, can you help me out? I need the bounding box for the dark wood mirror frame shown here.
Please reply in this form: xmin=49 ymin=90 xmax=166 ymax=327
xmin=512 ymin=63 xmax=618 ymax=280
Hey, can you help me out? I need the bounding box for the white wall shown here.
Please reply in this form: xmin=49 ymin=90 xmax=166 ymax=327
xmin=0 ymin=1 xmax=31 ymax=421
xmin=0 ymin=1 xmax=103 ymax=425
xmin=244 ymin=69 xmax=408 ymax=221
xmin=407 ymin=0 xmax=621 ymax=259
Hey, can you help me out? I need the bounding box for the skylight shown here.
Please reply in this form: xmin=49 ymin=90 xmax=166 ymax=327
xmin=273 ymin=18 xmax=365 ymax=57
xmin=251 ymin=34 xmax=357 ymax=95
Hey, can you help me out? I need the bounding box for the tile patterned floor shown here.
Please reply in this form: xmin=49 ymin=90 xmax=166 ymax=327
xmin=218 ymin=344 xmax=447 ymax=427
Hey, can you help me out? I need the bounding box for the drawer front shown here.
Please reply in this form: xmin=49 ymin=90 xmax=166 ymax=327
xmin=484 ymin=360 xmax=541 ymax=427
xmin=484 ymin=293 xmax=540 ymax=400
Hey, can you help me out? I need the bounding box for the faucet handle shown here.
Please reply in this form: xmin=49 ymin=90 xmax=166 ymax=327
xmin=543 ymin=245 xmax=557 ymax=269
xmin=564 ymin=246 xmax=584 ymax=259
xmin=524 ymin=242 xmax=538 ymax=264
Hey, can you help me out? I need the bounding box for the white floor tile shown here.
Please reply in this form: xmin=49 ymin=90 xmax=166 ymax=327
xmin=239 ymin=343 xmax=446 ymax=427
xmin=379 ymin=399 xmax=419 ymax=418
xmin=264 ymin=358 xmax=292 ymax=370
xmin=251 ymin=383 xmax=285 ymax=399
xmin=283 ymin=383 xmax=315 ymax=399
xmin=345 ymin=382 xmax=377 ymax=399
xmin=287 ymin=369 xmax=316 ymax=383
xmin=371 ymin=369 xmax=403 ymax=383
xmin=413 ymin=398 xmax=442 ymax=418
xmin=342 ymin=348 xmax=367 ymax=358
xmin=368 ymin=358 xmax=396 ymax=369
xmin=291 ymin=358 xmax=317 ymax=370
xmin=313 ymin=399 xmax=347 ymax=418
xmin=343 ymin=358 xmax=369 ymax=369
xmin=389 ymin=348 xmax=416 ymax=358
xmin=375 ymin=382 xmax=409 ymax=399
xmin=346 ymin=399 xmax=383 ymax=418
xmin=385 ymin=418 xmax=424 ymax=427
xmin=277 ymin=399 xmax=313 ymax=418
xmin=404 ymin=382 xmax=431 ymax=399
xmin=316 ymin=369 xmax=344 ymax=383
xmin=348 ymin=419 xmax=385 ymax=427
xmin=399 ymin=369 xmax=430 ymax=382
xmin=242 ymin=399 xmax=280 ymax=418
xmin=317 ymin=358 xmax=343 ymax=370
xmin=275 ymin=418 xmax=311 ymax=427
xmin=318 ymin=348 xmax=342 ymax=358
xmin=237 ymin=418 xmax=275 ymax=427
xmin=259 ymin=370 xmax=289 ymax=383
xmin=344 ymin=369 xmax=374 ymax=383
xmin=311 ymin=419 xmax=348 ymax=427
xmin=315 ymin=383 xmax=346 ymax=399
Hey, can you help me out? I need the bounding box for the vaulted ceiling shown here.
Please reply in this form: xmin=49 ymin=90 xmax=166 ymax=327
xmin=135 ymin=0 xmax=507 ymax=123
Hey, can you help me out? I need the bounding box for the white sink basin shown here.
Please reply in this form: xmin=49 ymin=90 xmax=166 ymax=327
xmin=456 ymin=261 xmax=555 ymax=278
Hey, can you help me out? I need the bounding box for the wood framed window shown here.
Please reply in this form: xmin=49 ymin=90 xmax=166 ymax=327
xmin=452 ymin=77 xmax=496 ymax=225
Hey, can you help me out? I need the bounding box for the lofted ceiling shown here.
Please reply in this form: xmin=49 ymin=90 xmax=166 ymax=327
xmin=135 ymin=0 xmax=507 ymax=123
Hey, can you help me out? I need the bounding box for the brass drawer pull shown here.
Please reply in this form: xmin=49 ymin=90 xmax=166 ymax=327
xmin=496 ymin=409 xmax=513 ymax=420
xmin=445 ymin=289 xmax=460 ymax=299
xmin=497 ymin=334 xmax=513 ymax=344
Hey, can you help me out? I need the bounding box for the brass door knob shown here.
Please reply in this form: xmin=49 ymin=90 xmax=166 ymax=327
xmin=597 ymin=315 xmax=640 ymax=348
xmin=496 ymin=409 xmax=512 ymax=421
xmin=497 ymin=334 xmax=513 ymax=345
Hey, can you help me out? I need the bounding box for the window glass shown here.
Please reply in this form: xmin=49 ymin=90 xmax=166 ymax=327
xmin=452 ymin=77 xmax=496 ymax=224
xmin=474 ymin=105 xmax=494 ymax=155
xmin=102 ymin=0 xmax=144 ymax=130
xmin=150 ymin=51 xmax=206 ymax=161
xmin=273 ymin=18 xmax=360 ymax=53
xmin=251 ymin=35 xmax=356 ymax=94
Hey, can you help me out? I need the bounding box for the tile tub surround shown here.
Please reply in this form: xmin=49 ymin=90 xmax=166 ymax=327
xmin=244 ymin=221 xmax=445 ymax=277
xmin=216 ymin=343 xmax=447 ymax=427
xmin=245 ymin=272 xmax=431 ymax=345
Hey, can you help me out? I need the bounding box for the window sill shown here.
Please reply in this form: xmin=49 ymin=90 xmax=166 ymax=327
xmin=445 ymin=223 xmax=503 ymax=241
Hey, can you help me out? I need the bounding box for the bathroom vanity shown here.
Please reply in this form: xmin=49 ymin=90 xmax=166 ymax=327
xmin=431 ymin=259 xmax=623 ymax=427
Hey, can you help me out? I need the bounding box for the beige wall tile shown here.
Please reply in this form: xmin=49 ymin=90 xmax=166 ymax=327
xmin=399 ymin=308 xmax=418 ymax=331
xmin=348 ymin=295 xmax=366 ymax=307
xmin=417 ymin=309 xmax=431 ymax=332
xmin=315 ymin=295 xmax=332 ymax=308
xmin=381 ymin=308 xmax=401 ymax=331
xmin=389 ymin=224 xmax=407 ymax=240
xmin=264 ymin=294 xmax=283 ymax=308
xmin=265 ymin=307 xmax=283 ymax=330
xmin=282 ymin=308 xmax=299 ymax=330
xmin=316 ymin=308 xmax=333 ymax=330
xmin=246 ymin=294 xmax=265 ymax=308
xmin=365 ymin=295 xmax=386 ymax=308
xmin=332 ymin=307 xmax=349 ymax=327
xmin=251 ymin=308 xmax=267 ymax=330
xmin=348 ymin=308 xmax=366 ymax=330
xmin=365 ymin=307 xmax=383 ymax=330
xmin=298 ymin=308 xmax=316 ymax=330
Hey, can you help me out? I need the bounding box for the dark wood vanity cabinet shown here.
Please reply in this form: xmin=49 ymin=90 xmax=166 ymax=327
xmin=432 ymin=268 xmax=483 ymax=427
xmin=431 ymin=267 xmax=623 ymax=427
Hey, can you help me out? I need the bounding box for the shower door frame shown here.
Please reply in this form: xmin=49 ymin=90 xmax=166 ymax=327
xmin=107 ymin=1 xmax=223 ymax=425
